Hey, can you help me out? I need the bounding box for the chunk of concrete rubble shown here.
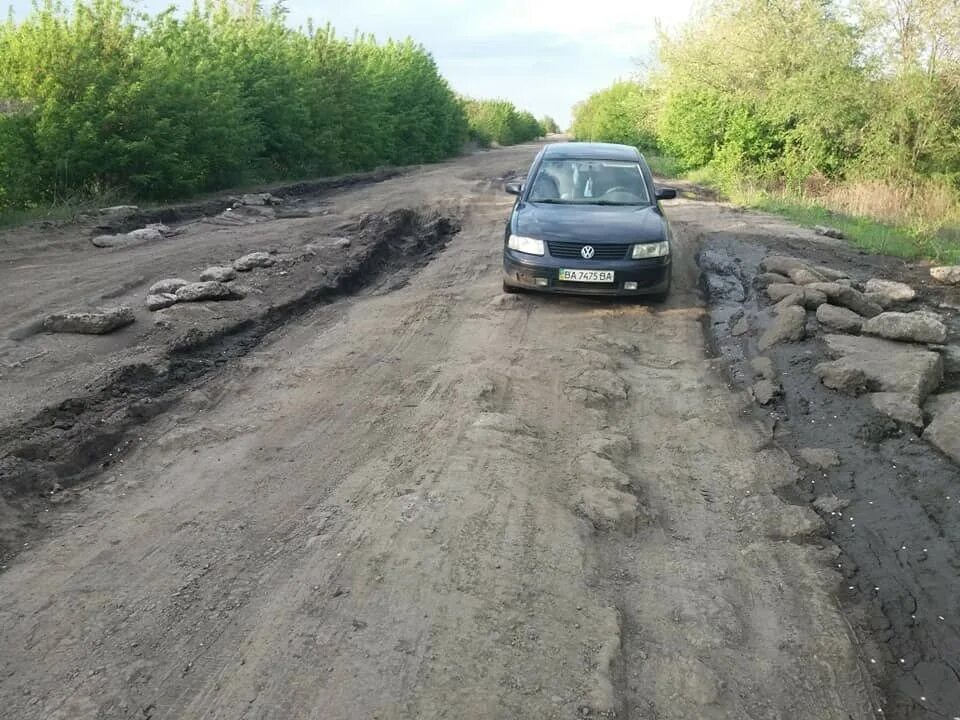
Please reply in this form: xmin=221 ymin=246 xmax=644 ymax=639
xmin=91 ymin=223 xmax=175 ymax=248
xmin=788 ymin=267 xmax=826 ymax=285
xmin=146 ymin=293 xmax=178 ymax=311
xmin=833 ymin=286 xmax=883 ymax=318
xmin=813 ymin=495 xmax=849 ymax=514
xmin=175 ymin=281 xmax=242 ymax=302
xmin=862 ymin=311 xmax=947 ymax=344
xmin=821 ymin=334 xmax=943 ymax=401
xmin=199 ymin=265 xmax=238 ymax=283
xmin=148 ymin=278 xmax=188 ymax=295
xmin=929 ymin=345 xmax=960 ymax=374
xmin=775 ymin=288 xmax=827 ymax=311
xmin=752 ymin=379 xmax=781 ymax=405
xmin=766 ymin=283 xmax=804 ymax=302
xmin=799 ymin=447 xmax=841 ymax=470
xmin=42 ymin=306 xmax=135 ymax=334
xmin=816 ymin=304 xmax=863 ymax=334
xmin=805 ymin=281 xmax=844 ymax=299
xmin=863 ymin=292 xmax=894 ymax=309
xmin=812 ymin=265 xmax=850 ymax=281
xmin=751 ymin=356 xmax=775 ymax=380
xmin=239 ymin=192 xmax=282 ymax=206
xmin=577 ymin=486 xmax=640 ymax=534
xmin=758 ymin=305 xmax=806 ymax=350
xmin=868 ymin=392 xmax=924 ymax=430
xmin=760 ymin=255 xmax=810 ymax=276
xmin=930 ymin=265 xmax=960 ymax=285
xmin=754 ymin=272 xmax=791 ymax=288
xmin=814 ymin=225 xmax=845 ymax=239
xmin=923 ymin=392 xmax=960 ymax=464
xmin=334 ymin=237 xmax=352 ymax=248
xmin=232 ymin=252 xmax=275 ymax=271
xmin=814 ymin=360 xmax=869 ymax=395
xmin=731 ymin=316 xmax=750 ymax=336
xmin=864 ymin=278 xmax=916 ymax=303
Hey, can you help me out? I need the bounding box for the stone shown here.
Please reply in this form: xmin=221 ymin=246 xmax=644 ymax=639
xmin=760 ymin=255 xmax=810 ymax=276
xmin=148 ymin=278 xmax=189 ymax=295
xmin=91 ymin=224 xmax=174 ymax=248
xmin=334 ymin=238 xmax=352 ymax=248
xmin=862 ymin=311 xmax=947 ymax=344
xmin=805 ymin=281 xmax=844 ymax=299
xmin=758 ymin=306 xmax=806 ymax=350
xmin=833 ymin=286 xmax=883 ymax=318
xmin=815 ymin=360 xmax=869 ymax=395
xmin=751 ymin=356 xmax=775 ymax=380
xmin=766 ymin=283 xmax=804 ymax=302
xmin=788 ymin=267 xmax=826 ymax=285
xmin=42 ymin=306 xmax=135 ymax=335
xmin=239 ymin=192 xmax=282 ymax=206
xmin=822 ymin=334 xmax=943 ymax=401
xmin=930 ymin=265 xmax=960 ymax=285
xmin=814 ymin=225 xmax=845 ymax=239
xmin=923 ymin=392 xmax=960 ymax=464
xmin=868 ymin=392 xmax=924 ymax=430
xmin=754 ymin=272 xmax=791 ymax=288
xmin=799 ymin=447 xmax=841 ymax=469
xmin=146 ymin=293 xmax=178 ymax=311
xmin=175 ymin=281 xmax=242 ymax=302
xmin=731 ymin=317 xmax=750 ymax=336
xmin=232 ymin=252 xmax=275 ymax=271
xmin=816 ymin=304 xmax=863 ymax=334
xmin=199 ymin=265 xmax=237 ymax=283
xmin=864 ymin=278 xmax=916 ymax=303
xmin=813 ymin=495 xmax=849 ymax=514
xmin=863 ymin=292 xmax=894 ymax=309
xmin=752 ymin=379 xmax=781 ymax=405
xmin=930 ymin=345 xmax=960 ymax=374
xmin=812 ymin=266 xmax=850 ymax=281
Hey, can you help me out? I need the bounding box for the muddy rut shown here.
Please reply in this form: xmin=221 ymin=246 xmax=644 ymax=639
xmin=0 ymin=144 xmax=875 ymax=718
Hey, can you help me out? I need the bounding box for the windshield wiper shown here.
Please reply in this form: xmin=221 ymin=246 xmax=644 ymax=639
xmin=529 ymin=198 xmax=568 ymax=204
xmin=587 ymin=200 xmax=647 ymax=206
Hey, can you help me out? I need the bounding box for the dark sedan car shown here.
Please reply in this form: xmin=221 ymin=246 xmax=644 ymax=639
xmin=502 ymin=142 xmax=676 ymax=299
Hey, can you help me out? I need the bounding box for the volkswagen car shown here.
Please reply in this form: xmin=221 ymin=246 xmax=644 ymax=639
xmin=502 ymin=142 xmax=676 ymax=299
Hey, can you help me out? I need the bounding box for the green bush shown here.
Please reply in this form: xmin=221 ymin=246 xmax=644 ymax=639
xmin=571 ymin=81 xmax=658 ymax=151
xmin=461 ymin=98 xmax=543 ymax=146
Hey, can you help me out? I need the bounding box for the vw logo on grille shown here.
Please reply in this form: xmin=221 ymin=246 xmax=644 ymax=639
xmin=580 ymin=245 xmax=595 ymax=259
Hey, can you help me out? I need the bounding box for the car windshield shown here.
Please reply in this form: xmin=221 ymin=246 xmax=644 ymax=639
xmin=526 ymin=158 xmax=651 ymax=206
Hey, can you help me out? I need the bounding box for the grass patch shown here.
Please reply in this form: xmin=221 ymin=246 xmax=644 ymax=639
xmin=645 ymin=154 xmax=684 ymax=179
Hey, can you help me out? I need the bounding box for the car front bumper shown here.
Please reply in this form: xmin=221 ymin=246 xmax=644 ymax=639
xmin=502 ymin=249 xmax=671 ymax=296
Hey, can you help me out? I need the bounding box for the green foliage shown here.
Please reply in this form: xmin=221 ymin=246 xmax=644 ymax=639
xmin=0 ymin=0 xmax=470 ymax=211
xmin=539 ymin=115 xmax=560 ymax=134
xmin=571 ymin=81 xmax=658 ymax=151
xmin=461 ymin=98 xmax=544 ymax=146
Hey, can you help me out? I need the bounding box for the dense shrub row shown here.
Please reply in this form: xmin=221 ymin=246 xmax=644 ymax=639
xmin=461 ymin=98 xmax=545 ymax=147
xmin=0 ymin=0 xmax=541 ymax=212
xmin=570 ymin=0 xmax=960 ymax=240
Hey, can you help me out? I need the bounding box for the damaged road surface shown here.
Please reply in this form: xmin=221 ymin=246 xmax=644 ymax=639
xmin=0 ymin=145 xmax=877 ymax=718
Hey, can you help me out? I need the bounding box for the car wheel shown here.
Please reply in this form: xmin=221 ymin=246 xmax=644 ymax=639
xmin=502 ymin=281 xmax=523 ymax=294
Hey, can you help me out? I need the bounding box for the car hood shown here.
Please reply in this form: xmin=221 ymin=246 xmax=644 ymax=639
xmin=514 ymin=203 xmax=666 ymax=244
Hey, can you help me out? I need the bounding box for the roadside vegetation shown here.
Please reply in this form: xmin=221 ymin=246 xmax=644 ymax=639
xmin=571 ymin=0 xmax=960 ymax=262
xmin=461 ymin=98 xmax=547 ymax=147
xmin=0 ymin=0 xmax=542 ymax=220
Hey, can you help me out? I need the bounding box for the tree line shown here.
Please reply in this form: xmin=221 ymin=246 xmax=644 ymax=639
xmin=571 ymin=0 xmax=960 ymax=240
xmin=0 ymin=0 xmax=545 ymax=213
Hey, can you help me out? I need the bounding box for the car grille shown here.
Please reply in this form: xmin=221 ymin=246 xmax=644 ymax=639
xmin=547 ymin=241 xmax=629 ymax=260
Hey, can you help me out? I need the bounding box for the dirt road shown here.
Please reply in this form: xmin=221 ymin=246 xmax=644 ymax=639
xmin=0 ymin=144 xmax=878 ymax=718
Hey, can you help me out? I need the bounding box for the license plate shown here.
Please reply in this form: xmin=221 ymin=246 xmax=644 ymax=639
xmin=558 ymin=269 xmax=614 ymax=283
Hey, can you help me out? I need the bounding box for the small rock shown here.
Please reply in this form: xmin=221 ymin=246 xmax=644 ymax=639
xmin=813 ymin=495 xmax=849 ymax=514
xmin=175 ymin=282 xmax=242 ymax=302
xmin=240 ymin=192 xmax=282 ymax=206
xmin=146 ymin=293 xmax=178 ymax=311
xmin=490 ymin=293 xmax=522 ymax=308
xmin=788 ymin=267 xmax=826 ymax=285
xmin=766 ymin=283 xmax=803 ymax=302
xmin=233 ymin=252 xmax=275 ymax=272
xmin=127 ymin=226 xmax=167 ymax=242
xmin=199 ymin=265 xmax=237 ymax=283
xmin=862 ymin=311 xmax=947 ymax=344
xmin=814 ymin=225 xmax=845 ymax=239
xmin=42 ymin=306 xmax=135 ymax=335
xmin=833 ymin=286 xmax=883 ymax=318
xmin=751 ymin=356 xmax=775 ymax=380
xmin=334 ymin=238 xmax=352 ymax=249
xmin=760 ymin=255 xmax=810 ymax=276
xmin=868 ymin=392 xmax=924 ymax=430
xmin=149 ymin=278 xmax=189 ymax=295
xmin=814 ymin=360 xmax=869 ymax=395
xmin=812 ymin=266 xmax=850 ymax=281
xmin=731 ymin=317 xmax=750 ymax=336
xmin=799 ymin=447 xmax=841 ymax=470
xmin=923 ymin=392 xmax=960 ymax=463
xmin=816 ymin=304 xmax=863 ymax=333
xmin=864 ymin=278 xmax=916 ymax=303
xmin=930 ymin=265 xmax=960 ymax=285
xmin=758 ymin=305 xmax=806 ymax=350
xmin=752 ymin=379 xmax=781 ymax=405
xmin=754 ymin=272 xmax=791 ymax=288
xmin=805 ymin=281 xmax=844 ymax=299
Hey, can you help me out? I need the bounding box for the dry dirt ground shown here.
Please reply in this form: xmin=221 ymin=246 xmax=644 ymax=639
xmin=0 ymin=142 xmax=914 ymax=719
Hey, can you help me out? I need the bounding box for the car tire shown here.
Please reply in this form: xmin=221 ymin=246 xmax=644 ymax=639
xmin=502 ymin=281 xmax=523 ymax=294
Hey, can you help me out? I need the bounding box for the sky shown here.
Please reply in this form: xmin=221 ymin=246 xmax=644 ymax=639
xmin=7 ymin=0 xmax=696 ymax=127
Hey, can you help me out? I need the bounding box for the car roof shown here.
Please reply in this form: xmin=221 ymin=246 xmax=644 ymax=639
xmin=542 ymin=142 xmax=641 ymax=161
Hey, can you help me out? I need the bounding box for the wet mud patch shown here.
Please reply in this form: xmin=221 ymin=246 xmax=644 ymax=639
xmin=0 ymin=208 xmax=460 ymax=561
xmin=698 ymin=232 xmax=960 ymax=719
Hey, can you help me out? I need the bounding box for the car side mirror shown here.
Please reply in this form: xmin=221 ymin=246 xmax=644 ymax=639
xmin=655 ymin=187 xmax=677 ymax=201
xmin=505 ymin=182 xmax=523 ymax=196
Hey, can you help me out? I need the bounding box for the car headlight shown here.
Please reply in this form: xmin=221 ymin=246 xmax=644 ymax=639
xmin=508 ymin=234 xmax=545 ymax=256
xmin=631 ymin=241 xmax=670 ymax=259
